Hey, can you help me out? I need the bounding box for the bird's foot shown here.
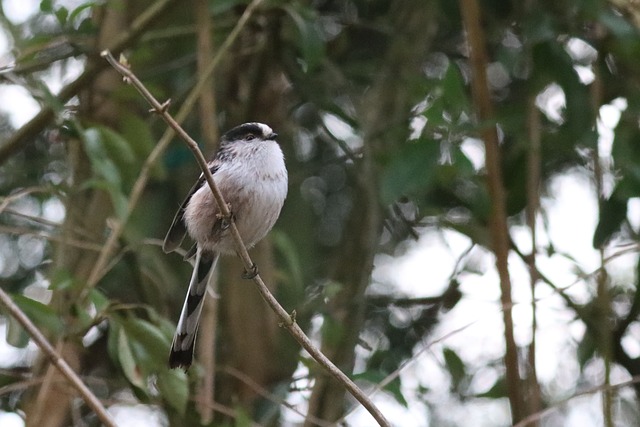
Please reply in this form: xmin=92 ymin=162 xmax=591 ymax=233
xmin=217 ymin=206 xmax=234 ymax=230
xmin=242 ymin=263 xmax=258 ymax=279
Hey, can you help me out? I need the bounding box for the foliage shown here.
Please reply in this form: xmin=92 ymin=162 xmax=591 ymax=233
xmin=1 ymin=0 xmax=640 ymax=426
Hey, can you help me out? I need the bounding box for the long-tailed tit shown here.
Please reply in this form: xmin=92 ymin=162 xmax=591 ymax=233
xmin=163 ymin=122 xmax=288 ymax=369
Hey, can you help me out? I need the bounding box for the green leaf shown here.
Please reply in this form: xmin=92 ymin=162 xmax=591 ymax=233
xmin=321 ymin=316 xmax=346 ymax=347
xmin=475 ymin=376 xmax=507 ymax=399
xmin=441 ymin=64 xmax=469 ymax=112
xmin=118 ymin=328 xmax=146 ymax=390
xmin=443 ymin=347 xmax=467 ymax=393
xmin=82 ymin=127 xmax=130 ymax=218
xmin=611 ymin=122 xmax=640 ymax=196
xmin=382 ymin=376 xmax=408 ymax=408
xmin=99 ymin=126 xmax=137 ymax=166
xmin=380 ymin=138 xmax=441 ymax=204
xmin=445 ymin=220 xmax=491 ymax=248
xmin=282 ymin=4 xmax=325 ymax=71
xmin=120 ymin=317 xmax=171 ymax=370
xmin=156 ymin=369 xmax=189 ymax=415
xmin=272 ymin=231 xmax=304 ymax=291
xmin=120 ymin=115 xmax=165 ymax=180
xmin=211 ymin=0 xmax=243 ymax=14
xmin=11 ymin=294 xmax=64 ymax=336
xmin=97 ymin=125 xmax=139 ymax=188
xmin=592 ymin=191 xmax=627 ymax=248
xmin=55 ymin=6 xmax=68 ymax=25
xmin=89 ymin=288 xmax=111 ymax=313
xmin=522 ymin=10 xmax=556 ymax=44
xmin=69 ymin=2 xmax=96 ymax=25
xmin=40 ymin=0 xmax=53 ymax=13
xmin=109 ymin=187 xmax=129 ymax=220
xmin=233 ymin=406 xmax=253 ymax=427
xmin=49 ymin=268 xmax=79 ymax=291
xmin=83 ymin=128 xmax=123 ymax=188
xmin=599 ymin=8 xmax=638 ymax=39
xmin=577 ymin=330 xmax=595 ymax=370
xmin=5 ymin=316 xmax=29 ymax=348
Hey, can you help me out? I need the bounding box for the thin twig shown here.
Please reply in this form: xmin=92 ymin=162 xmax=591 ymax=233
xmin=0 ymin=0 xmax=180 ymax=164
xmin=3 ymin=208 xmax=61 ymax=228
xmin=335 ymin=318 xmax=481 ymax=425
xmin=459 ymin=0 xmax=523 ymax=421
xmin=101 ymin=50 xmax=390 ymax=427
xmin=84 ymin=0 xmax=265 ymax=292
xmin=524 ymin=92 xmax=542 ymax=420
xmin=0 ymin=288 xmax=116 ymax=427
xmin=0 ymin=187 xmax=51 ymax=214
xmin=0 ymin=224 xmax=103 ymax=252
xmin=513 ymin=376 xmax=640 ymax=427
xmin=222 ymin=366 xmax=332 ymax=427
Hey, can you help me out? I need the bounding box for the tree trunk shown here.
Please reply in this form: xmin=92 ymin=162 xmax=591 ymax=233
xmin=215 ymin=11 xmax=300 ymax=422
xmin=305 ymin=1 xmax=438 ymax=423
xmin=23 ymin=2 xmax=128 ymax=426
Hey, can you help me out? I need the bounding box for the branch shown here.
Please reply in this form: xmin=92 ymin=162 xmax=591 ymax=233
xmin=83 ymin=0 xmax=265 ymax=292
xmin=222 ymin=366 xmax=331 ymax=427
xmin=459 ymin=0 xmax=523 ymax=421
xmin=0 ymin=288 xmax=116 ymax=427
xmin=0 ymin=0 xmax=179 ymax=164
xmin=524 ymin=90 xmax=542 ymax=419
xmin=335 ymin=318 xmax=480 ymax=425
xmin=193 ymin=0 xmax=219 ymax=421
xmin=591 ymin=60 xmax=615 ymax=427
xmin=513 ymin=376 xmax=640 ymax=427
xmin=101 ymin=50 xmax=390 ymax=427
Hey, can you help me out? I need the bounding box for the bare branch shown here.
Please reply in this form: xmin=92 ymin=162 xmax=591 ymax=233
xmin=0 ymin=288 xmax=116 ymax=427
xmin=0 ymin=0 xmax=180 ymax=164
xmin=101 ymin=45 xmax=390 ymax=427
xmin=524 ymin=90 xmax=542 ymax=420
xmin=0 ymin=224 xmax=102 ymax=251
xmin=222 ymin=366 xmax=332 ymax=427
xmin=84 ymin=0 xmax=266 ymax=292
xmin=459 ymin=0 xmax=523 ymax=421
xmin=513 ymin=376 xmax=640 ymax=427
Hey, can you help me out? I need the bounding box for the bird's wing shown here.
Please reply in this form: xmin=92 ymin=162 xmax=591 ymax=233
xmin=169 ymin=248 xmax=219 ymax=369
xmin=162 ymin=164 xmax=220 ymax=253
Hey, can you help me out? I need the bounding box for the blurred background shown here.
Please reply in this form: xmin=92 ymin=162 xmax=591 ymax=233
xmin=1 ymin=0 xmax=640 ymax=426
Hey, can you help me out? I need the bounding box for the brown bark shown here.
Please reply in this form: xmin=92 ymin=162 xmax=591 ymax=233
xmin=23 ymin=2 xmax=128 ymax=426
xmin=220 ymin=240 xmax=282 ymax=404
xmin=305 ymin=1 xmax=438 ymax=423
xmin=193 ymin=0 xmax=219 ymax=421
xmin=214 ymin=9 xmax=300 ymax=419
xmin=459 ymin=0 xmax=523 ymax=421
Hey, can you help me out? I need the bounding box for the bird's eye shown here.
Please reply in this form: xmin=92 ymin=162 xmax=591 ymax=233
xmin=245 ymin=134 xmax=256 ymax=141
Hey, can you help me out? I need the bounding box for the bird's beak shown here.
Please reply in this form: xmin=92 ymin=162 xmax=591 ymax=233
xmin=269 ymin=132 xmax=278 ymax=140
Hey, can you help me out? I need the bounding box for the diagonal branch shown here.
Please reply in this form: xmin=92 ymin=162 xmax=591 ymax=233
xmin=0 ymin=288 xmax=116 ymax=427
xmin=101 ymin=49 xmax=390 ymax=427
xmin=83 ymin=0 xmax=265 ymax=292
xmin=513 ymin=375 xmax=640 ymax=427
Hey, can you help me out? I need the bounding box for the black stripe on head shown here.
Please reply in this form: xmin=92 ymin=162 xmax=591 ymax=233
xmin=221 ymin=123 xmax=268 ymax=143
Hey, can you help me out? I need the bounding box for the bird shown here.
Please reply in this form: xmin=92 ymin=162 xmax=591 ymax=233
xmin=163 ymin=122 xmax=288 ymax=370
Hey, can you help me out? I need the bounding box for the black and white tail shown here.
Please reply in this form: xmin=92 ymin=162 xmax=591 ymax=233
xmin=169 ymin=248 xmax=219 ymax=370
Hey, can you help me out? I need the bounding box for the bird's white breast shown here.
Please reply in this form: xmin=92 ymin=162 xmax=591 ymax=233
xmin=183 ymin=140 xmax=287 ymax=254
